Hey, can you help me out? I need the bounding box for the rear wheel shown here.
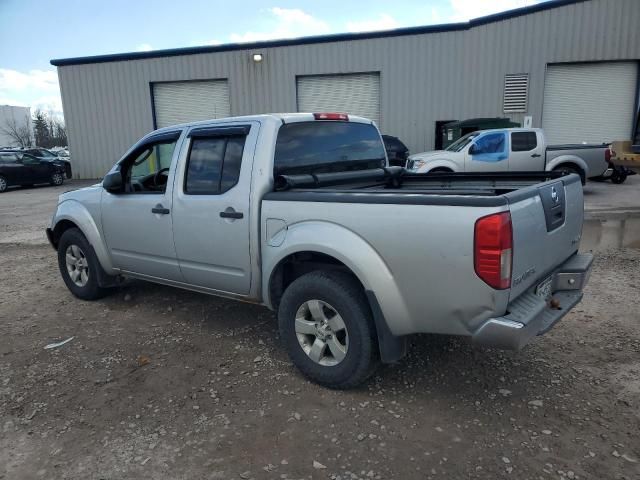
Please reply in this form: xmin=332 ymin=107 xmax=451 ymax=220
xmin=553 ymin=164 xmax=585 ymax=185
xmin=278 ymin=270 xmax=379 ymax=389
xmin=57 ymin=228 xmax=110 ymax=300
xmin=51 ymin=172 xmax=64 ymax=186
xmin=0 ymin=175 xmax=7 ymax=193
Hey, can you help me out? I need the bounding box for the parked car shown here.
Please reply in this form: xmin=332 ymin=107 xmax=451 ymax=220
xmin=381 ymin=134 xmax=410 ymax=167
xmin=0 ymin=151 xmax=66 ymax=192
xmin=46 ymin=113 xmax=592 ymax=388
xmin=24 ymin=148 xmax=72 ymax=179
xmin=407 ymin=128 xmax=611 ymax=184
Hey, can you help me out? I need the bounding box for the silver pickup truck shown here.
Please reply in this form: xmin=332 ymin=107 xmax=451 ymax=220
xmin=407 ymin=128 xmax=612 ymax=183
xmin=47 ymin=114 xmax=593 ymax=388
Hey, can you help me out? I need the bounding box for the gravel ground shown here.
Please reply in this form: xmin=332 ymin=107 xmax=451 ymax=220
xmin=1 ymin=182 xmax=639 ymax=479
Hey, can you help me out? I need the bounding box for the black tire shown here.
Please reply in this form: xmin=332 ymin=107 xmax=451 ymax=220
xmin=429 ymin=167 xmax=453 ymax=174
xmin=278 ymin=270 xmax=380 ymax=389
xmin=553 ymin=164 xmax=585 ymax=185
xmin=50 ymin=172 xmax=64 ymax=186
xmin=611 ymin=171 xmax=627 ymax=184
xmin=0 ymin=175 xmax=7 ymax=193
xmin=57 ymin=228 xmax=110 ymax=300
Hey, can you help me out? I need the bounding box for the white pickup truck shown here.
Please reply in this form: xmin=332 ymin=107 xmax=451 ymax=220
xmin=47 ymin=114 xmax=592 ymax=389
xmin=407 ymin=128 xmax=612 ymax=183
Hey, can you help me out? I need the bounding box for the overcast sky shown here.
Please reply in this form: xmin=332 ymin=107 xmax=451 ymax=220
xmin=0 ymin=0 xmax=541 ymax=118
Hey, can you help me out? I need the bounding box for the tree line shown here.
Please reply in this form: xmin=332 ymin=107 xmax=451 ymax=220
xmin=1 ymin=109 xmax=67 ymax=149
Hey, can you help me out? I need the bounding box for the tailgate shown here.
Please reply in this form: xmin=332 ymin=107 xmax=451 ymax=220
xmin=505 ymin=174 xmax=584 ymax=300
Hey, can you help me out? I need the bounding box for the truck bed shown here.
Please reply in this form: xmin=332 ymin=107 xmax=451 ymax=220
xmin=263 ymin=167 xmax=584 ymax=340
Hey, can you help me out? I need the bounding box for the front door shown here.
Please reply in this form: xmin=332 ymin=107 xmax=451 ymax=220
xmin=21 ymin=155 xmax=51 ymax=182
xmin=464 ymin=131 xmax=509 ymax=173
xmin=101 ymin=131 xmax=184 ymax=281
xmin=171 ymin=123 xmax=257 ymax=295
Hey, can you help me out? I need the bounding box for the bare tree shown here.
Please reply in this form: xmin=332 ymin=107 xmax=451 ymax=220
xmin=1 ymin=114 xmax=33 ymax=148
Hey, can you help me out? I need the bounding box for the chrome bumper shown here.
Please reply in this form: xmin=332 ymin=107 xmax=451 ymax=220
xmin=472 ymin=253 xmax=593 ymax=350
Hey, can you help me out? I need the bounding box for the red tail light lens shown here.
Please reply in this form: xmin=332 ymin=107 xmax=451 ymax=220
xmin=313 ymin=113 xmax=349 ymax=121
xmin=474 ymin=212 xmax=513 ymax=289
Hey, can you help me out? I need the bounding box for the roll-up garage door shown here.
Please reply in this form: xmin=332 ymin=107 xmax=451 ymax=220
xmin=542 ymin=62 xmax=638 ymax=144
xmin=297 ymin=73 xmax=381 ymax=125
xmin=152 ymin=80 xmax=230 ymax=128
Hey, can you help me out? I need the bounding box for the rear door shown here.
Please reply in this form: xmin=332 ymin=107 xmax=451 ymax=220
xmin=464 ymin=131 xmax=509 ymax=173
xmin=171 ymin=122 xmax=258 ymax=294
xmin=509 ymin=131 xmax=544 ymax=171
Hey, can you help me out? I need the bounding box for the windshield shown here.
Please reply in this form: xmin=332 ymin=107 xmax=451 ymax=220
xmin=445 ymin=132 xmax=479 ymax=152
xmin=38 ymin=149 xmax=57 ymax=158
xmin=274 ymin=121 xmax=386 ymax=176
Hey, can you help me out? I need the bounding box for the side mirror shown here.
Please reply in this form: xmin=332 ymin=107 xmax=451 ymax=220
xmin=469 ymin=144 xmax=478 ymax=155
xmin=103 ymin=170 xmax=123 ymax=193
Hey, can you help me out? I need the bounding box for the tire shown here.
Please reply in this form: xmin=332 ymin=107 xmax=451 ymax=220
xmin=429 ymin=167 xmax=453 ymax=174
xmin=50 ymin=172 xmax=64 ymax=186
xmin=553 ymin=165 xmax=585 ymax=185
xmin=611 ymin=171 xmax=627 ymax=184
xmin=278 ymin=270 xmax=380 ymax=389
xmin=57 ymin=228 xmax=110 ymax=300
xmin=0 ymin=175 xmax=7 ymax=193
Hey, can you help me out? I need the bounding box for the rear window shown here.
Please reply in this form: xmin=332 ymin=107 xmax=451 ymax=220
xmin=274 ymin=121 xmax=386 ymax=176
xmin=511 ymin=132 xmax=537 ymax=152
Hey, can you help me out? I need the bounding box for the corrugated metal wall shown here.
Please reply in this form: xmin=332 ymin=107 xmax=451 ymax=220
xmin=57 ymin=0 xmax=640 ymax=178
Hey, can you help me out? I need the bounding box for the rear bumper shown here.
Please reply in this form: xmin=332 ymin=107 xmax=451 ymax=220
xmin=472 ymin=253 xmax=593 ymax=350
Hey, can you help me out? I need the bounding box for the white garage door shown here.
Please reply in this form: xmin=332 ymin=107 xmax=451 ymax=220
xmin=542 ymin=62 xmax=638 ymax=144
xmin=153 ymin=80 xmax=230 ymax=128
xmin=297 ymin=73 xmax=381 ymax=125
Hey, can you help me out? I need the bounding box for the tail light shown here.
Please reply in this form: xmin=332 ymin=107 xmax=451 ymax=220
xmin=313 ymin=113 xmax=348 ymax=121
xmin=474 ymin=212 xmax=513 ymax=289
xmin=605 ymin=146 xmax=616 ymax=164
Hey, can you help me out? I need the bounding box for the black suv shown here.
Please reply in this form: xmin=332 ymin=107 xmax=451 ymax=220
xmin=382 ymin=135 xmax=410 ymax=168
xmin=0 ymin=151 xmax=66 ymax=193
xmin=24 ymin=148 xmax=72 ymax=178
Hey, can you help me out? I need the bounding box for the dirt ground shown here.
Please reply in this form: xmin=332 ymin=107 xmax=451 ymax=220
xmin=1 ymin=181 xmax=639 ymax=480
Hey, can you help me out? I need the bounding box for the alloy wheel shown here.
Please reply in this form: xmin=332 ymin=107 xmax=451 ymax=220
xmin=65 ymin=244 xmax=89 ymax=287
xmin=294 ymin=299 xmax=349 ymax=366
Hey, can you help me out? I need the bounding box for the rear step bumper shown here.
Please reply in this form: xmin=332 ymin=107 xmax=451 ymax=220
xmin=472 ymin=253 xmax=593 ymax=350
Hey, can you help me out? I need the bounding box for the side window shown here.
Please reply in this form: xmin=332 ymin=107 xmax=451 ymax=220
xmin=21 ymin=154 xmax=40 ymax=165
xmin=185 ymin=135 xmax=246 ymax=195
xmin=473 ymin=133 xmax=506 ymax=155
xmin=511 ymin=132 xmax=538 ymax=152
xmin=122 ymin=137 xmax=178 ymax=193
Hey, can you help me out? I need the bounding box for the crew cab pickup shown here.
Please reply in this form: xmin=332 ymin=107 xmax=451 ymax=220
xmin=47 ymin=114 xmax=592 ymax=388
xmin=407 ymin=128 xmax=612 ymax=183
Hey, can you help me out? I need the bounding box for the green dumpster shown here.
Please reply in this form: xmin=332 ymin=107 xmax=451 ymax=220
xmin=442 ymin=118 xmax=520 ymax=149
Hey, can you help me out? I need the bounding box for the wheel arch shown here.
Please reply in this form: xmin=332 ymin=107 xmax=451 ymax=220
xmin=263 ymin=221 xmax=408 ymax=363
xmin=51 ymin=200 xmax=116 ymax=273
xmin=546 ymin=155 xmax=588 ymax=176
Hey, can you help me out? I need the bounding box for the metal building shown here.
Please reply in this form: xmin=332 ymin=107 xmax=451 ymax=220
xmin=52 ymin=0 xmax=640 ymax=179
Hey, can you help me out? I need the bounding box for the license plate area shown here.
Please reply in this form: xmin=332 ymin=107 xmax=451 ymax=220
xmin=535 ymin=275 xmax=553 ymax=301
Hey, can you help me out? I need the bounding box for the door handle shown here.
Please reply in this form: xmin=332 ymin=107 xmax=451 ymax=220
xmin=531 ymin=153 xmax=541 ymax=158
xmin=220 ymin=210 xmax=243 ymax=219
xmin=151 ymin=205 xmax=170 ymax=215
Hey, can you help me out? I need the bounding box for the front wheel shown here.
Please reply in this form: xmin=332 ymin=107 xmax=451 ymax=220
xmin=429 ymin=167 xmax=453 ymax=174
xmin=51 ymin=172 xmax=64 ymax=186
xmin=278 ymin=271 xmax=380 ymax=389
xmin=0 ymin=175 xmax=7 ymax=193
xmin=57 ymin=228 xmax=111 ymax=300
